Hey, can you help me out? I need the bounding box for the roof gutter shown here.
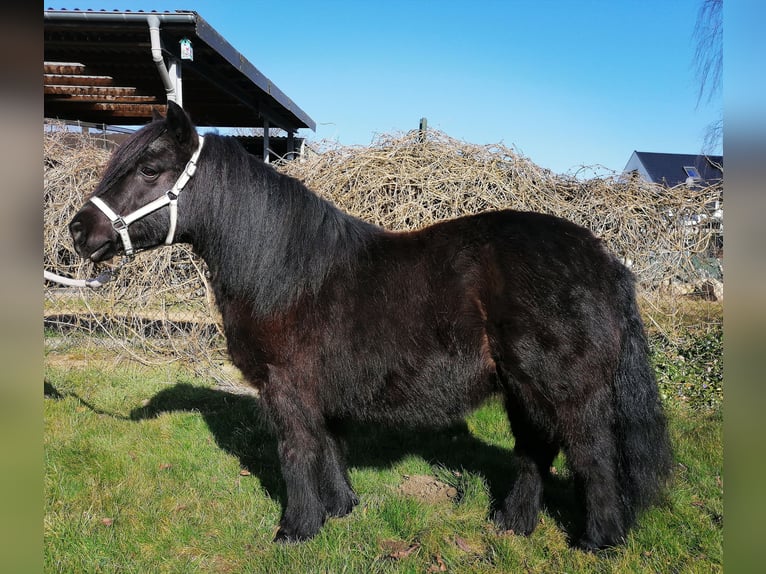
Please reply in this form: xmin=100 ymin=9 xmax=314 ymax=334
xmin=43 ymin=10 xmax=197 ymax=25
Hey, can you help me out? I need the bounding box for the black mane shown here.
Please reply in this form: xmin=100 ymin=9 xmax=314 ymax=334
xmin=188 ymin=135 xmax=380 ymax=315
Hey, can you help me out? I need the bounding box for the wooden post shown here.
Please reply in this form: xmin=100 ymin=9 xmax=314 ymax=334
xmin=418 ymin=117 xmax=427 ymax=142
xmin=286 ymin=130 xmax=295 ymax=161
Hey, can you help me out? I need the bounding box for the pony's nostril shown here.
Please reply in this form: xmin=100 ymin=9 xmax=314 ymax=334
xmin=69 ymin=220 xmax=87 ymax=245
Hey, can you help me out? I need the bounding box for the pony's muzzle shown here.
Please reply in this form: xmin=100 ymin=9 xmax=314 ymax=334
xmin=69 ymin=207 xmax=119 ymax=262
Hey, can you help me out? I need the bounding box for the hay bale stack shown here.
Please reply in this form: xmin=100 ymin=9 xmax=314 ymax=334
xmin=44 ymin=124 xmax=722 ymax=373
xmin=280 ymin=129 xmax=722 ymax=290
xmin=44 ymin=126 xmax=112 ymax=279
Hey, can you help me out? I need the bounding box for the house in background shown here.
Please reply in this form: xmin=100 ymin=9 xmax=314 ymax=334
xmin=621 ymin=151 xmax=724 ymax=296
xmin=622 ymin=151 xmax=723 ymax=187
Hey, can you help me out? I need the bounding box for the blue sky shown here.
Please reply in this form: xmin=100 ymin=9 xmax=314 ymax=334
xmin=50 ymin=1 xmax=722 ymax=174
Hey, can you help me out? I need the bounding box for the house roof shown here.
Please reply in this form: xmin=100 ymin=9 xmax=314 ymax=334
xmin=624 ymin=151 xmax=723 ymax=187
xmin=44 ymin=8 xmax=315 ymax=133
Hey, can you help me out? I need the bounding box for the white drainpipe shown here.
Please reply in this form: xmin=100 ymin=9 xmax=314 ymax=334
xmin=147 ymin=15 xmax=178 ymax=105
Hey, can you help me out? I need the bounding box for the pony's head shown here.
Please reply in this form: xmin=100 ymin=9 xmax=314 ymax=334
xmin=70 ymin=101 xmax=202 ymax=262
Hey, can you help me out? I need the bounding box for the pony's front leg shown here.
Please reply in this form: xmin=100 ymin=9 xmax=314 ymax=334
xmin=319 ymin=427 xmax=359 ymax=518
xmin=262 ymin=381 xmax=327 ymax=542
xmin=272 ymin=421 xmax=326 ymax=542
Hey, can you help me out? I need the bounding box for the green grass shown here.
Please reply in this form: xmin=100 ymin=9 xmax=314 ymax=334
xmin=45 ymin=342 xmax=722 ymax=573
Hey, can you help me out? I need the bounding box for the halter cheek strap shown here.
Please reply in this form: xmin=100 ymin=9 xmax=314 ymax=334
xmin=89 ymin=195 xmax=133 ymax=256
xmin=89 ymin=135 xmax=204 ymax=258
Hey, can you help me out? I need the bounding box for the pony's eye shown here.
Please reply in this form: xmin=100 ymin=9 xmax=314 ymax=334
xmin=140 ymin=166 xmax=159 ymax=179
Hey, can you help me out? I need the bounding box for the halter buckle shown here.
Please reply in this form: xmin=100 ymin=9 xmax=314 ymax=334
xmin=111 ymin=216 xmax=128 ymax=232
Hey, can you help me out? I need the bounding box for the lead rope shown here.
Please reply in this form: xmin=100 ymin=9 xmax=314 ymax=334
xmin=44 ymin=257 xmax=130 ymax=289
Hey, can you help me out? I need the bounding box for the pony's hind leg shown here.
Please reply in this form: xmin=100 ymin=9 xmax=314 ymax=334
xmin=495 ymin=393 xmax=560 ymax=536
xmin=318 ymin=423 xmax=359 ymax=518
xmin=561 ymin=394 xmax=626 ymax=551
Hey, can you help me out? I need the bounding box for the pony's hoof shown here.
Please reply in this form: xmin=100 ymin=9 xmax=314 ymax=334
xmin=273 ymin=528 xmax=294 ymax=544
xmin=492 ymin=508 xmax=538 ymax=536
xmin=320 ymin=477 xmax=360 ymax=518
xmin=575 ymin=535 xmax=620 ymax=553
xmin=274 ymin=527 xmax=312 ymax=544
xmin=326 ymin=491 xmax=359 ymax=518
xmin=274 ymin=521 xmax=322 ymax=544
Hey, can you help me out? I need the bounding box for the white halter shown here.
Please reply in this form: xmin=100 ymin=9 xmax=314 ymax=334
xmin=89 ymin=135 xmax=204 ymax=257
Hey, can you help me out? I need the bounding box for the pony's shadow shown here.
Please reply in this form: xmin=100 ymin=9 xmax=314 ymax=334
xmin=128 ymin=382 xmax=583 ymax=541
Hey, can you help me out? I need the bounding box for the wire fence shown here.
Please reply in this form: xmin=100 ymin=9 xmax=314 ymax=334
xmin=44 ymin=124 xmax=723 ymax=389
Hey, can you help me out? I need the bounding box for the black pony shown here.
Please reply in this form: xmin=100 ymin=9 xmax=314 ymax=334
xmin=70 ymin=102 xmax=672 ymax=550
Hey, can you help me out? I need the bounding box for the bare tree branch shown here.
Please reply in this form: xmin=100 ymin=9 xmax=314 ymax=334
xmin=693 ymin=0 xmax=723 ymax=106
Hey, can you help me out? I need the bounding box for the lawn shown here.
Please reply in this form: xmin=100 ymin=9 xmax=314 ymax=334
xmin=44 ymin=331 xmax=722 ymax=573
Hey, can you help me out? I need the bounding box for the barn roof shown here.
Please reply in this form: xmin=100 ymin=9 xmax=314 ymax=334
xmin=44 ymin=8 xmax=315 ymax=133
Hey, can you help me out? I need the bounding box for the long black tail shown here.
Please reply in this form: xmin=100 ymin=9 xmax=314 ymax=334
xmin=613 ymin=270 xmax=673 ymax=528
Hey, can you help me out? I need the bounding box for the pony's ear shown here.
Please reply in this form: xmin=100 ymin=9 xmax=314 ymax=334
xmin=151 ymin=107 xmax=163 ymax=121
xmin=165 ymin=100 xmax=195 ymax=146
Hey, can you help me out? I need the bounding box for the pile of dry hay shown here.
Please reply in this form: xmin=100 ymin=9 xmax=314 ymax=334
xmin=44 ymin=124 xmax=722 ymax=374
xmin=280 ymin=129 xmax=722 ymax=291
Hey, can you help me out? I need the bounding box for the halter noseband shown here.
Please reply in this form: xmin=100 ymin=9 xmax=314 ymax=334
xmin=89 ymin=135 xmax=205 ymax=258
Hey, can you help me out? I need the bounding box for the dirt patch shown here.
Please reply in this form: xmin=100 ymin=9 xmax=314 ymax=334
xmin=397 ymin=474 xmax=458 ymax=503
xmin=45 ymin=353 xmax=96 ymax=369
